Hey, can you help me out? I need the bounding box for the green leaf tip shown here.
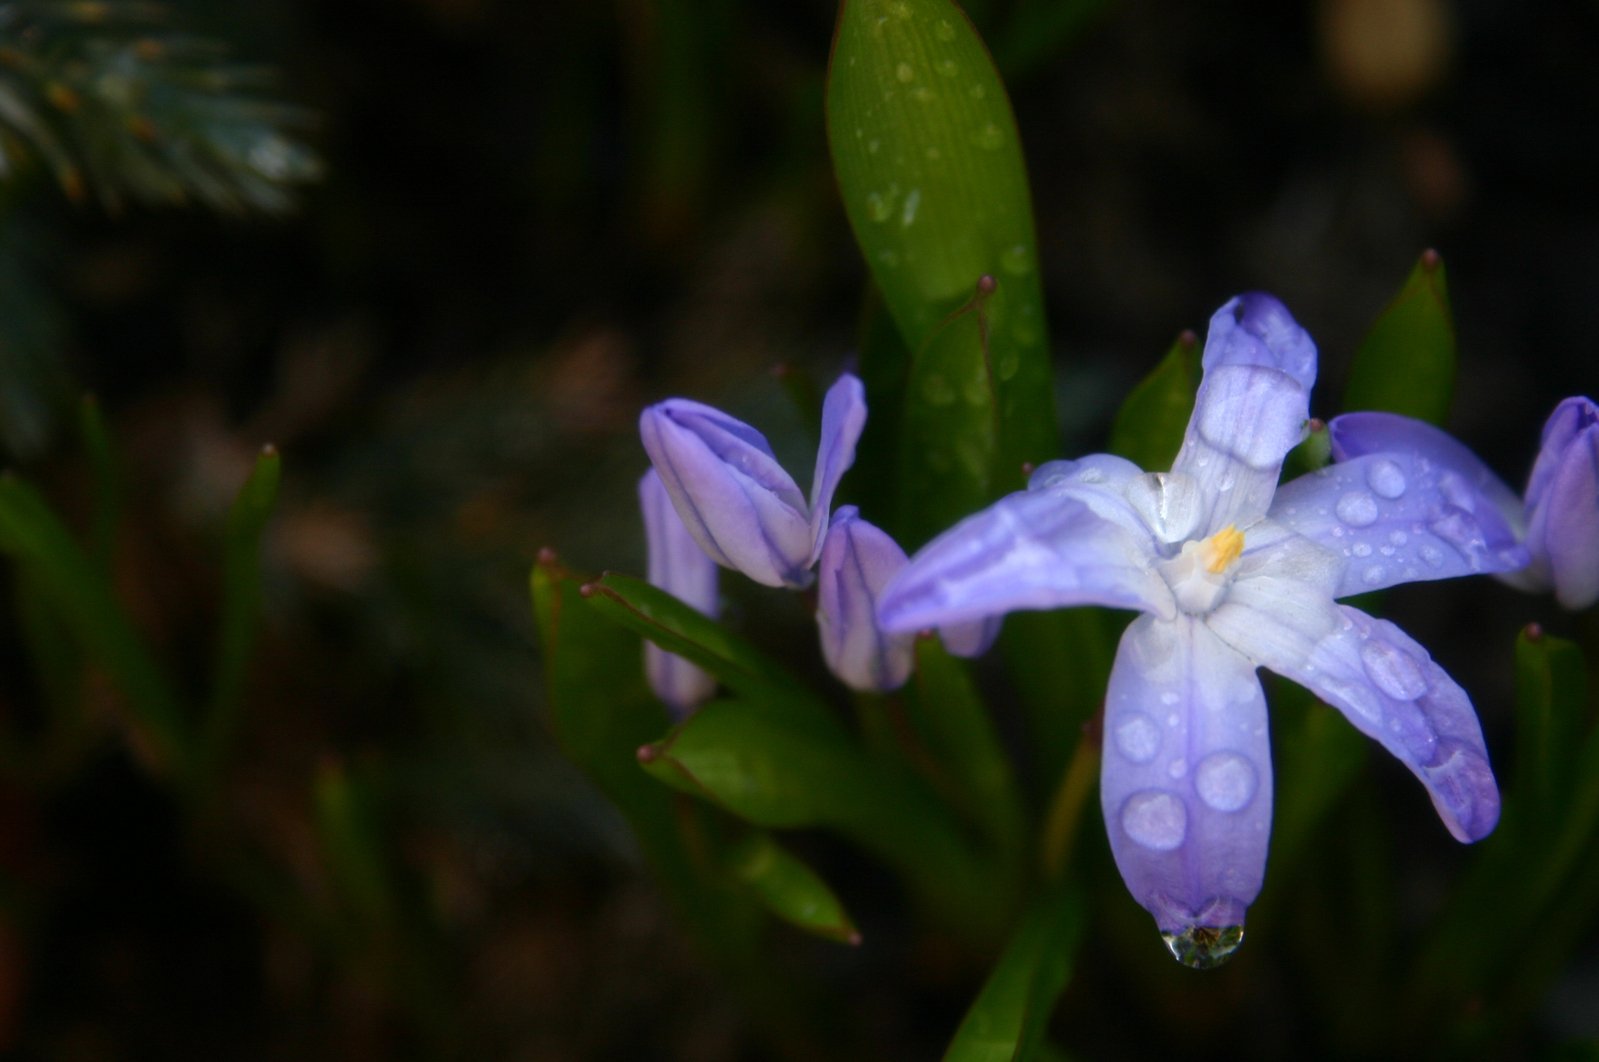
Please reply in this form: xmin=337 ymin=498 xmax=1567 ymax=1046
xmin=1344 ymin=249 xmax=1457 ymax=425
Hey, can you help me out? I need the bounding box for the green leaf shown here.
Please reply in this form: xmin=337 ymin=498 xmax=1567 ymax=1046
xmin=1000 ymin=608 xmax=1114 ymax=794
xmin=907 ymin=636 xmax=1026 ymax=861
xmin=1107 ymin=330 xmax=1198 ymax=472
xmin=581 ymin=571 xmax=828 ymax=716
xmin=943 ymin=886 xmax=1083 ymax=1062
xmin=203 ymin=445 xmax=281 ymax=773
xmin=642 ymin=697 xmax=1001 ymax=937
xmin=1343 ymin=250 xmax=1456 ymax=424
xmin=0 ymin=474 xmax=186 ymax=771
xmin=1512 ymin=623 xmax=1588 ymax=820
xmin=531 ymin=555 xmax=762 ymax=956
xmin=828 ymin=0 xmax=1056 ymax=542
xmin=727 ymin=832 xmax=861 ymax=945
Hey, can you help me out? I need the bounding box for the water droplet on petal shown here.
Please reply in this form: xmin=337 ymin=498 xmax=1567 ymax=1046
xmin=1160 ymin=691 xmax=1180 ymax=706
xmin=1419 ymin=543 xmax=1445 ymax=568
xmin=1162 ymin=924 xmax=1245 ymax=969
xmin=1360 ymin=639 xmax=1429 ymax=700
xmin=1114 ymin=712 xmax=1161 ymax=763
xmin=1167 ymin=758 xmax=1187 ymax=779
xmin=1352 ymin=542 xmax=1372 ymax=557
xmin=1367 ymin=459 xmax=1407 ymax=499
xmin=1121 ymin=790 xmax=1187 ymax=851
xmin=1335 ymin=492 xmax=1379 ymax=527
xmin=1362 ymin=564 xmax=1386 ymax=586
xmin=1195 ymin=751 xmax=1258 ymax=812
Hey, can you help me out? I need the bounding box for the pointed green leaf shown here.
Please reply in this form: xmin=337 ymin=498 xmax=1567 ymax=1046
xmin=1107 ymin=330 xmax=1198 ymax=473
xmin=1512 ymin=623 xmax=1588 ymax=819
xmin=531 ymin=556 xmax=762 ymax=956
xmin=828 ymin=0 xmax=1056 ymax=540
xmin=1343 ymin=250 xmax=1456 ymax=424
xmin=943 ymin=886 xmax=1083 ymax=1062
xmin=204 ymin=445 xmax=281 ymax=772
xmin=727 ymin=832 xmax=860 ymax=945
xmin=642 ymin=697 xmax=1000 ymax=936
xmin=582 ymin=571 xmax=827 ymax=715
xmin=0 ymin=474 xmax=185 ymax=770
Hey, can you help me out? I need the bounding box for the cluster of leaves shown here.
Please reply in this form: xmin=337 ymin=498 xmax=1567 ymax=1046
xmin=0 ymin=1 xmax=318 ymax=213
xmin=533 ymin=0 xmax=1599 ymax=1057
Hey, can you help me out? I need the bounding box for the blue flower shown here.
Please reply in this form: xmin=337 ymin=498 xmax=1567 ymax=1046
xmin=879 ymin=294 xmax=1514 ymax=966
xmin=1331 ymin=396 xmax=1598 ymax=609
xmin=639 ymin=469 xmax=720 ymax=715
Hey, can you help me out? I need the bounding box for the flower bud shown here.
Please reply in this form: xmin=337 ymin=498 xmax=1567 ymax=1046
xmin=640 ymin=470 xmax=718 ymax=714
xmin=1524 ymin=396 xmax=1599 ymax=609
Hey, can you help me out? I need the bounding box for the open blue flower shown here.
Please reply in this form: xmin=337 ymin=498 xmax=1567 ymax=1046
xmin=1331 ymin=396 xmax=1598 ymax=609
xmin=879 ymin=293 xmax=1516 ymax=966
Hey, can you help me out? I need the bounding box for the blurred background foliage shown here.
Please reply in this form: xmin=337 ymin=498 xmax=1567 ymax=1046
xmin=0 ymin=0 xmax=1596 ymax=1057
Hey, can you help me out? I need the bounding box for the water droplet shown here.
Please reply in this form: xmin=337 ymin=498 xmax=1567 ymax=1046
xmin=1168 ymin=758 xmax=1188 ymax=779
xmin=1001 ymin=243 xmax=1030 ymax=276
xmin=1360 ymin=640 xmax=1429 ymax=700
xmin=997 ymin=354 xmax=1020 ymax=380
xmin=1439 ymin=472 xmax=1476 ymax=511
xmin=921 ymin=374 xmax=955 ymax=405
xmin=900 ymin=187 xmax=921 ymax=227
xmin=865 ymin=191 xmax=892 ymax=222
xmin=1352 ymin=542 xmax=1372 ymax=557
xmin=889 ymin=0 xmax=911 ymax=17
xmin=1362 ymin=564 xmax=1386 ymax=586
xmin=1160 ymin=691 xmax=1180 ymax=706
xmin=1389 ymin=530 xmax=1407 ymax=546
xmin=968 ymin=83 xmax=987 ymax=100
xmin=876 ymin=248 xmax=900 ymax=268
xmin=1114 ymin=712 xmax=1161 ymax=763
xmin=924 ymin=146 xmax=941 ymax=161
xmin=896 ymin=61 xmax=915 ymax=82
xmin=1335 ymin=492 xmax=1379 ymax=528
xmin=867 ymin=138 xmax=880 ymax=154
xmin=1419 ymin=543 xmax=1445 ymax=568
xmin=912 ymin=85 xmax=935 ymax=103
xmin=1367 ymin=459 xmax=1407 ymax=499
xmin=1120 ymin=790 xmax=1187 ymax=851
xmin=936 ymin=58 xmax=959 ymax=77
xmin=1166 ymin=713 xmax=1180 ymax=727
xmin=1195 ymin=752 xmax=1258 ymax=812
xmin=973 ymin=122 xmax=1004 ymax=150
xmin=962 ymin=375 xmax=989 ymax=406
xmin=935 ymin=18 xmax=956 ymax=40
xmin=1162 ymin=924 xmax=1244 ymax=969
xmin=1429 ymin=511 xmax=1486 ymax=564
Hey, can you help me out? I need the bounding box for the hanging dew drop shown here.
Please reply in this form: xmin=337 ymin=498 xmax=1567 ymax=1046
xmin=1162 ymin=924 xmax=1245 ymax=969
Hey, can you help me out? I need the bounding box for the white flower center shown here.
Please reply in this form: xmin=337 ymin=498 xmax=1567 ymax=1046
xmin=1159 ymin=525 xmax=1245 ymax=614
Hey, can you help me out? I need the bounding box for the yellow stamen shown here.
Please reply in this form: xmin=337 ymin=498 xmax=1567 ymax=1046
xmin=1204 ymin=525 xmax=1245 ymax=574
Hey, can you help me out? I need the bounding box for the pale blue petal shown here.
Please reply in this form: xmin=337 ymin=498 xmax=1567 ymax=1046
xmin=816 ymin=507 xmax=914 ymax=692
xmin=1173 ymin=295 xmax=1315 ymax=533
xmin=1524 ymin=397 xmax=1599 ymax=609
xmin=639 ymin=470 xmax=719 ymax=714
xmin=640 ymin=398 xmax=814 ymax=588
xmin=1028 ymin=454 xmax=1160 ymax=542
xmin=877 ymin=490 xmax=1174 ymax=633
xmin=938 ymin=615 xmax=1002 ymax=658
xmin=1270 ymin=451 xmax=1528 ymax=596
xmin=807 ymin=374 xmax=869 ymax=567
xmin=1210 ymin=593 xmax=1499 ymax=843
xmin=1101 ymin=614 xmax=1273 ymax=937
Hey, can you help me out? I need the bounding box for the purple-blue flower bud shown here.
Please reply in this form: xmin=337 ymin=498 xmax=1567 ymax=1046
xmin=640 ymin=469 xmax=719 ymax=714
xmin=1524 ymin=396 xmax=1599 ymax=609
xmin=639 ymin=374 xmax=867 ymax=589
xmin=816 ymin=507 xmax=915 ymax=692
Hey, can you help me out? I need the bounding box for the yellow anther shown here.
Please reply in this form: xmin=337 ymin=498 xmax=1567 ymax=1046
xmin=1203 ymin=525 xmax=1245 ymax=574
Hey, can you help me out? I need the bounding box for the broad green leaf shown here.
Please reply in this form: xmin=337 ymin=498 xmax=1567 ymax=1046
xmin=1107 ymin=330 xmax=1197 ymax=473
xmin=907 ymin=635 xmax=1026 ymax=861
xmin=829 ymin=0 xmax=1056 ymax=542
xmin=1000 ymin=608 xmax=1114 ymax=794
xmin=943 ymin=886 xmax=1083 ymax=1062
xmin=1511 ymin=623 xmax=1588 ymax=819
xmin=642 ymin=697 xmax=1000 ymax=936
xmin=0 ymin=474 xmax=185 ymax=771
xmin=203 ymin=445 xmax=281 ymax=773
xmin=531 ymin=556 xmax=762 ymax=956
xmin=581 ymin=571 xmax=827 ymax=716
xmin=1343 ymin=250 xmax=1456 ymax=424
xmin=727 ymin=832 xmax=860 ymax=945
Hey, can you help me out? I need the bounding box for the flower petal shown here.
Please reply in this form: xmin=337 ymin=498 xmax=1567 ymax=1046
xmin=1101 ymin=614 xmax=1273 ymax=940
xmin=1525 ymin=398 xmax=1599 ymax=609
xmin=877 ymin=490 xmax=1174 ymax=633
xmin=1270 ymin=450 xmax=1528 ymax=596
xmin=1210 ymin=593 xmax=1499 ymax=843
xmin=1173 ymin=295 xmax=1316 ymax=533
xmin=807 ymin=374 xmax=869 ymax=567
xmin=640 ymin=469 xmax=719 ymax=714
xmin=815 ymin=507 xmax=914 ymax=692
xmin=640 ymin=398 xmax=814 ymax=587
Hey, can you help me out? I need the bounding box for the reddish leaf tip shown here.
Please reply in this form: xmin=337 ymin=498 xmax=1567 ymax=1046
xmin=845 ymin=930 xmax=863 ymax=946
xmin=1420 ymin=247 xmax=1443 ymax=271
xmin=636 ymin=743 xmax=660 ymax=764
xmin=537 ymin=546 xmax=558 ymax=566
xmin=579 ymin=582 xmax=598 ymax=598
xmin=1524 ymin=622 xmax=1544 ymax=642
xmin=1020 ymin=460 xmax=1036 ymax=476
xmin=1177 ymin=329 xmax=1199 ymax=348
xmin=976 ymin=273 xmax=998 ymax=295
